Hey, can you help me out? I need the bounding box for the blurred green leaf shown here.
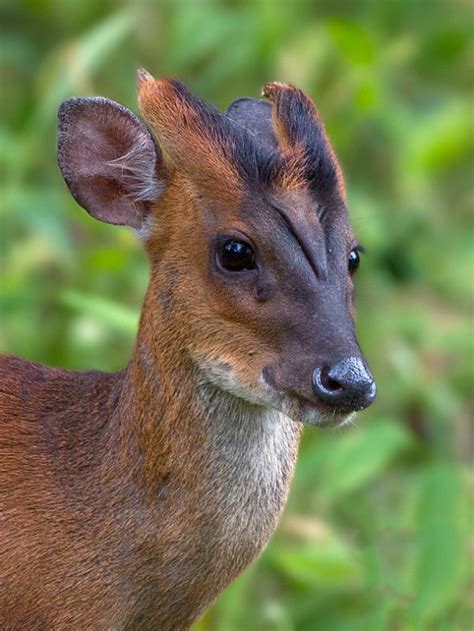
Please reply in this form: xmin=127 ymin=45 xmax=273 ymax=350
xmin=407 ymin=464 xmax=466 ymax=627
xmin=61 ymin=290 xmax=139 ymax=333
xmin=321 ymin=420 xmax=412 ymax=501
xmin=35 ymin=8 xmax=136 ymax=125
xmin=329 ymin=19 xmax=376 ymax=66
xmin=272 ymin=542 xmax=359 ymax=588
xmin=269 ymin=520 xmax=361 ymax=588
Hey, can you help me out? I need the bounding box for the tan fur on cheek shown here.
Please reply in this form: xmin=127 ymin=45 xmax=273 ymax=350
xmin=192 ymin=351 xmax=273 ymax=407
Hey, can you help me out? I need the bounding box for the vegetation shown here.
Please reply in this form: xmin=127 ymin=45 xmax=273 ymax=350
xmin=1 ymin=1 xmax=472 ymax=629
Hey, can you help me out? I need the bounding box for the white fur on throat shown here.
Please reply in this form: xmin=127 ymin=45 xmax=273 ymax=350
xmin=194 ymin=384 xmax=301 ymax=548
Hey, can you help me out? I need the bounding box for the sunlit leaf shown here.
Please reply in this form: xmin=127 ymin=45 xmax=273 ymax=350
xmin=269 ymin=519 xmax=361 ymax=588
xmin=321 ymin=419 xmax=412 ymax=501
xmin=61 ymin=290 xmax=138 ymax=333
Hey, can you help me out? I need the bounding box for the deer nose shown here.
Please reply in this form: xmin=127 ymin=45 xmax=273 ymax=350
xmin=312 ymin=357 xmax=376 ymax=412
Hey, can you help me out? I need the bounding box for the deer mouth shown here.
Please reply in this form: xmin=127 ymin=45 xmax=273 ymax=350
xmin=271 ymin=390 xmax=356 ymax=428
xmin=260 ymin=367 xmax=358 ymax=428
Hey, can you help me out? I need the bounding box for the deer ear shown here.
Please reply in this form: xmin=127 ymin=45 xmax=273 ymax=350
xmin=57 ymin=97 xmax=164 ymax=228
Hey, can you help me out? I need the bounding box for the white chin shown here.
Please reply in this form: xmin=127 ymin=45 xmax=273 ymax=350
xmin=197 ymin=362 xmax=356 ymax=429
xmin=276 ymin=398 xmax=355 ymax=428
xmin=302 ymin=410 xmax=356 ymax=428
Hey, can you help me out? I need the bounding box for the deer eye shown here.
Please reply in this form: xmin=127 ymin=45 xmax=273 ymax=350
xmin=218 ymin=239 xmax=256 ymax=272
xmin=348 ymin=248 xmax=360 ymax=274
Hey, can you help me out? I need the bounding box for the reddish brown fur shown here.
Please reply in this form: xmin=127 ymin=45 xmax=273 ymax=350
xmin=138 ymin=77 xmax=244 ymax=204
xmin=0 ymin=174 xmax=301 ymax=629
xmin=0 ymin=267 xmax=300 ymax=629
xmin=262 ymin=82 xmax=297 ymax=152
xmin=0 ymin=74 xmax=374 ymax=629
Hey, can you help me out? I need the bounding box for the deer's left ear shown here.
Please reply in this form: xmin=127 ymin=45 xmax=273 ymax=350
xmin=57 ymin=97 xmax=164 ymax=228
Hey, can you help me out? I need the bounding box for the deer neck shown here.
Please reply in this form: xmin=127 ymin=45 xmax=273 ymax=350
xmin=112 ymin=294 xmax=302 ymax=505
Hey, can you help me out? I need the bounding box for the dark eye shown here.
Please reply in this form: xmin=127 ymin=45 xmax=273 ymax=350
xmin=219 ymin=239 xmax=256 ymax=272
xmin=348 ymin=248 xmax=360 ymax=274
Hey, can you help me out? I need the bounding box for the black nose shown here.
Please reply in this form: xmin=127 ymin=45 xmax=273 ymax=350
xmin=312 ymin=357 xmax=376 ymax=411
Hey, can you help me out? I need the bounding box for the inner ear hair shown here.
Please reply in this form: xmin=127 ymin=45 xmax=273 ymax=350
xmin=105 ymin=132 xmax=164 ymax=203
xmin=57 ymin=97 xmax=164 ymax=228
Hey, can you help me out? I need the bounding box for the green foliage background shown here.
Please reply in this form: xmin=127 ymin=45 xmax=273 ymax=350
xmin=1 ymin=1 xmax=472 ymax=629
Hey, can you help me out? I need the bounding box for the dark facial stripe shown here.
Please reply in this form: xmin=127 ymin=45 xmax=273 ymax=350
xmin=271 ymin=203 xmax=327 ymax=280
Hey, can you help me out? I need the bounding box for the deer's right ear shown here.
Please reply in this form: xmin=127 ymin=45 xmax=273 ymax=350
xmin=57 ymin=97 xmax=164 ymax=228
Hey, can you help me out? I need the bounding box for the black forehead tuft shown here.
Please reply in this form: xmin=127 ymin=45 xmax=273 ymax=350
xmin=169 ymin=80 xmax=339 ymax=198
xmin=168 ymin=80 xmax=280 ymax=187
xmin=264 ymin=86 xmax=340 ymax=198
xmin=226 ymin=95 xmax=340 ymax=200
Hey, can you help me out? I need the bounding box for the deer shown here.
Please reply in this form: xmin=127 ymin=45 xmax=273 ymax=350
xmin=0 ymin=70 xmax=376 ymax=630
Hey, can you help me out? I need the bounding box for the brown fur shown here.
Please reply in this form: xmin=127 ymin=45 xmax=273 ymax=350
xmin=0 ymin=177 xmax=302 ymax=630
xmin=0 ymin=74 xmax=374 ymax=629
xmin=138 ymin=76 xmax=244 ymax=203
xmin=0 ymin=321 xmax=300 ymax=629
